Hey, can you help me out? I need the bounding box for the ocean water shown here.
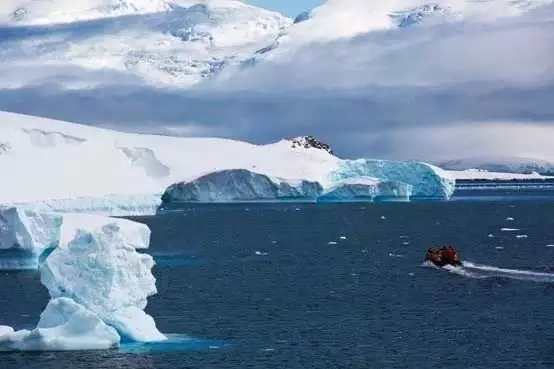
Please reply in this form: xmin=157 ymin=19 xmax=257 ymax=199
xmin=1 ymin=200 xmax=554 ymax=368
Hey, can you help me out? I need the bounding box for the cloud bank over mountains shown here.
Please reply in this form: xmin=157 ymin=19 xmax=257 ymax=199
xmin=0 ymin=0 xmax=553 ymax=162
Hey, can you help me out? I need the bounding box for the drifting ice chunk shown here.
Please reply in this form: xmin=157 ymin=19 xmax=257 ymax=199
xmin=0 ymin=297 xmax=120 ymax=351
xmin=318 ymin=176 xmax=411 ymax=201
xmin=40 ymin=221 xmax=165 ymax=342
xmin=162 ymin=169 xmax=323 ymax=203
xmin=329 ymin=159 xmax=455 ymax=199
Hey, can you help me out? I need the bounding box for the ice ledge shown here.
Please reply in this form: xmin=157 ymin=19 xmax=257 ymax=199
xmin=2 ymin=194 xmax=163 ymax=217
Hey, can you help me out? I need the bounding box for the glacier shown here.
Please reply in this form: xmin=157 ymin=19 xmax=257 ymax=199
xmin=160 ymin=165 xmax=449 ymax=205
xmin=0 ymin=111 xmax=458 ymax=220
xmin=318 ymin=177 xmax=412 ymax=202
xmin=161 ymin=169 xmax=323 ymax=203
xmin=329 ymin=159 xmax=456 ymax=199
xmin=0 ymin=209 xmax=165 ymax=351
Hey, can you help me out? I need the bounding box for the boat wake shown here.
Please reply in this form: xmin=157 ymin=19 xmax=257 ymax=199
xmin=422 ymin=260 xmax=554 ymax=283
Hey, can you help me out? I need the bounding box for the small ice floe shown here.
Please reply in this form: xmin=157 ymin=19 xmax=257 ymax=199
xmin=328 ymin=241 xmax=338 ymax=245
xmin=339 ymin=236 xmax=347 ymax=240
xmin=488 ymin=234 xmax=494 ymax=238
xmin=255 ymin=251 xmax=268 ymax=256
xmin=381 ymin=216 xmax=386 ymax=220
xmin=501 ymin=228 xmax=520 ymax=232
xmin=495 ymin=246 xmax=504 ymax=250
xmin=516 ymin=234 xmax=528 ymax=239
xmin=505 ymin=217 xmax=514 ymax=221
xmin=388 ymin=253 xmax=404 ymax=258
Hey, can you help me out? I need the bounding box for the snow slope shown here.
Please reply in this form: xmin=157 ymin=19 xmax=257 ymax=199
xmin=0 ymin=111 xmax=456 ymax=215
xmin=0 ymin=0 xmax=291 ymax=86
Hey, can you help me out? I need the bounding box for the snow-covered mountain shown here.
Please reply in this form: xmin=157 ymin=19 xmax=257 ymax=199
xmin=0 ymin=0 xmax=291 ymax=86
xmin=243 ymin=0 xmax=554 ymax=63
xmin=0 ymin=110 xmax=458 ymax=215
xmin=438 ymin=156 xmax=554 ymax=175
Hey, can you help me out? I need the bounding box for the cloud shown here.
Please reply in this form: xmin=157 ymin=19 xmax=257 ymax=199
xmin=212 ymin=4 xmax=554 ymax=92
xmin=0 ymin=3 xmax=554 ymax=162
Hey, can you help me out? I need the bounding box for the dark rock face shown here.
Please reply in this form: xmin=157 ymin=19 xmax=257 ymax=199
xmin=290 ymin=136 xmax=333 ymax=154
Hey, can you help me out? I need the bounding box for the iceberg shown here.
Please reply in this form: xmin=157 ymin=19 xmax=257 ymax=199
xmin=0 ymin=209 xmax=165 ymax=351
xmin=329 ymin=159 xmax=456 ymax=199
xmin=161 ymin=169 xmax=323 ymax=203
xmin=0 ymin=206 xmax=150 ymax=270
xmin=0 ymin=298 xmax=120 ymax=351
xmin=318 ymin=177 xmax=412 ymax=202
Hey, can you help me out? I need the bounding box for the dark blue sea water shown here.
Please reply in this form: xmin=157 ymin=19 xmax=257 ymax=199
xmin=2 ymin=199 xmax=554 ymax=368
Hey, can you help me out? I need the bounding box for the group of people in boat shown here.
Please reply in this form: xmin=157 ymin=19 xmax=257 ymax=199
xmin=425 ymin=245 xmax=463 ymax=267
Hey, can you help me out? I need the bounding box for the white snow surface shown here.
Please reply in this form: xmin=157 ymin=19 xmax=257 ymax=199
xmin=0 ymin=297 xmax=120 ymax=351
xmin=0 ymin=210 xmax=164 ymax=351
xmin=0 ymin=111 xmax=457 ymax=214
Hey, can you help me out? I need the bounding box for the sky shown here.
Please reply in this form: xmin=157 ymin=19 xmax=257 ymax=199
xmin=244 ymin=0 xmax=322 ymax=16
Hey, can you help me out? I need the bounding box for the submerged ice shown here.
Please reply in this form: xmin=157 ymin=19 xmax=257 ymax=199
xmin=0 ymin=208 xmax=165 ymax=351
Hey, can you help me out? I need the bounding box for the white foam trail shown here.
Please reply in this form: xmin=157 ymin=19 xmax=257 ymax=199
xmin=421 ymin=261 xmax=554 ymax=282
xmin=501 ymin=228 xmax=520 ymax=231
xmin=462 ymin=261 xmax=554 ymax=283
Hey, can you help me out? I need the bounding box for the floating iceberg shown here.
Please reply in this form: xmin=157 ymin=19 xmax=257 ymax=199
xmin=0 ymin=209 xmax=164 ymax=351
xmin=318 ymin=177 xmax=412 ymax=202
xmin=329 ymin=159 xmax=456 ymax=199
xmin=162 ymin=169 xmax=323 ymax=203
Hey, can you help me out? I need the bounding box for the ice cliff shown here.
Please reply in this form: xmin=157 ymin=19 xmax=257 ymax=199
xmin=161 ymin=169 xmax=323 ymax=203
xmin=0 ymin=207 xmax=164 ymax=350
xmin=160 ymin=165 xmax=451 ymax=205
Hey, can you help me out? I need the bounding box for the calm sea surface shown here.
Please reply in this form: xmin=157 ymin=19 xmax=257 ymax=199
xmin=1 ymin=197 xmax=554 ymax=368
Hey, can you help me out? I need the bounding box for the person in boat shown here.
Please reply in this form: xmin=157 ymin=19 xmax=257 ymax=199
xmin=426 ymin=246 xmax=462 ymax=267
